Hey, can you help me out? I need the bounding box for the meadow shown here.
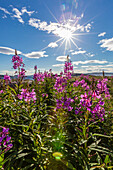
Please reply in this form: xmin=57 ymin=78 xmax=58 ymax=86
xmin=0 ymin=52 xmax=113 ymax=170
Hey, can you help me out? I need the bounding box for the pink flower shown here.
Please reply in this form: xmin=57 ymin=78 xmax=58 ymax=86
xmin=0 ymin=90 xmax=3 ymax=94
xmin=34 ymin=65 xmax=37 ymax=70
xmin=92 ymin=91 xmax=101 ymax=99
xmin=18 ymin=89 xmax=36 ymax=102
xmin=4 ymin=75 xmax=11 ymax=81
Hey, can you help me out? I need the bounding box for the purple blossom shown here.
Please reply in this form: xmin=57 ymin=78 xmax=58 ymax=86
xmin=18 ymin=89 xmax=36 ymax=102
xmin=12 ymin=55 xmax=24 ymax=69
xmin=18 ymin=68 xmax=26 ymax=78
xmin=64 ymin=61 xmax=73 ymax=79
xmin=0 ymin=127 xmax=13 ymax=154
xmin=34 ymin=65 xmax=37 ymax=71
xmin=56 ymin=97 xmax=74 ymax=111
xmin=4 ymin=75 xmax=11 ymax=81
xmin=0 ymin=90 xmax=3 ymax=94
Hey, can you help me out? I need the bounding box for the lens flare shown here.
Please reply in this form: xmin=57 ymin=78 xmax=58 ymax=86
xmin=53 ymin=152 xmax=63 ymax=160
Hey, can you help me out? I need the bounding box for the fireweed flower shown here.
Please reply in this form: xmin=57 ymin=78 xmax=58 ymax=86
xmin=12 ymin=50 xmax=26 ymax=80
xmin=0 ymin=90 xmax=3 ymax=94
xmin=18 ymin=68 xmax=26 ymax=78
xmin=0 ymin=127 xmax=13 ymax=154
xmin=33 ymin=70 xmax=53 ymax=82
xmin=92 ymin=91 xmax=101 ymax=100
xmin=33 ymin=72 xmax=45 ymax=82
xmin=75 ymin=89 xmax=106 ymax=121
xmin=18 ymin=89 xmax=36 ymax=102
xmin=54 ymin=76 xmax=67 ymax=93
xmin=34 ymin=65 xmax=37 ymax=71
xmin=42 ymin=93 xmax=48 ymax=98
xmin=56 ymin=97 xmax=74 ymax=111
xmin=12 ymin=55 xmax=24 ymax=69
xmin=64 ymin=61 xmax=73 ymax=79
xmin=4 ymin=74 xmax=11 ymax=81
xmin=96 ymin=78 xmax=110 ymax=98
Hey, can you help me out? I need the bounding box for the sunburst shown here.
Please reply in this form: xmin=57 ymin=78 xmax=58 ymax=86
xmin=41 ymin=2 xmax=93 ymax=58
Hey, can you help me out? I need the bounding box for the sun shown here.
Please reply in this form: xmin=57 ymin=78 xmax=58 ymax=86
xmin=40 ymin=6 xmax=92 ymax=55
xmin=61 ymin=29 xmax=73 ymax=40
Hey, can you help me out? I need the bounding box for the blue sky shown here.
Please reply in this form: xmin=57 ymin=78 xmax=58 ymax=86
xmin=0 ymin=0 xmax=113 ymax=75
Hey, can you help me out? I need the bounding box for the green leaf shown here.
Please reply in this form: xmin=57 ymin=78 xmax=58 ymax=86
xmin=104 ymin=155 xmax=110 ymax=165
xmin=93 ymin=133 xmax=113 ymax=138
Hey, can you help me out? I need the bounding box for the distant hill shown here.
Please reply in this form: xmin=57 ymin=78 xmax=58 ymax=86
xmin=72 ymin=72 xmax=113 ymax=76
xmin=0 ymin=72 xmax=113 ymax=80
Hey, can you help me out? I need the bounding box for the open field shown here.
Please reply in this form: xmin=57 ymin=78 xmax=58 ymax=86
xmin=0 ymin=55 xmax=113 ymax=170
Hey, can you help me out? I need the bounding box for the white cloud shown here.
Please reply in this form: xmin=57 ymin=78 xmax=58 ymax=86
xmin=85 ymin=23 xmax=92 ymax=32
xmin=28 ymin=18 xmax=40 ymax=28
xmin=48 ymin=42 xmax=58 ymax=48
xmin=73 ymin=62 xmax=113 ymax=73
xmin=73 ymin=60 xmax=108 ymax=65
xmin=11 ymin=6 xmax=35 ymax=24
xmin=105 ymin=64 xmax=113 ymax=67
xmin=98 ymin=32 xmax=106 ymax=37
xmin=12 ymin=7 xmax=24 ymax=24
xmin=71 ymin=50 xmax=86 ymax=55
xmin=28 ymin=14 xmax=92 ymax=37
xmin=85 ymin=67 xmax=113 ymax=73
xmin=0 ymin=47 xmax=21 ymax=55
xmin=0 ymin=7 xmax=10 ymax=15
xmin=23 ymin=51 xmax=48 ymax=59
xmin=0 ymin=6 xmax=92 ymax=38
xmin=0 ymin=47 xmax=48 ymax=60
xmin=73 ymin=67 xmax=103 ymax=74
xmin=56 ymin=56 xmax=70 ymax=62
xmin=69 ymin=49 xmax=74 ymax=52
xmin=86 ymin=53 xmax=95 ymax=57
xmin=25 ymin=68 xmax=35 ymax=75
xmin=102 ymin=67 xmax=113 ymax=72
xmin=98 ymin=37 xmax=113 ymax=51
xmin=0 ymin=70 xmax=15 ymax=75
xmin=81 ymin=65 xmax=103 ymax=68
xmin=73 ymin=68 xmax=88 ymax=73
xmin=21 ymin=7 xmax=34 ymax=16
xmin=38 ymin=21 xmax=48 ymax=30
xmin=2 ymin=14 xmax=7 ymax=18
xmin=52 ymin=64 xmax=64 ymax=67
xmin=90 ymin=54 xmax=95 ymax=57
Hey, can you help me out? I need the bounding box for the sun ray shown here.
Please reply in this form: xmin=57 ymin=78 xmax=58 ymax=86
xmin=70 ymin=38 xmax=80 ymax=50
xmin=64 ymin=39 xmax=68 ymax=55
xmin=41 ymin=2 xmax=95 ymax=61
xmin=43 ymin=2 xmax=60 ymax=24
xmin=72 ymin=36 xmax=86 ymax=44
xmin=70 ymin=38 xmax=88 ymax=59
xmin=41 ymin=37 xmax=64 ymax=51
xmin=68 ymin=39 xmax=72 ymax=50
xmin=58 ymin=38 xmax=66 ymax=49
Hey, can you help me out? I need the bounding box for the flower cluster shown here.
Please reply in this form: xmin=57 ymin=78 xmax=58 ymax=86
xmin=73 ymin=79 xmax=90 ymax=90
xmin=18 ymin=88 xmax=36 ymax=102
xmin=0 ymin=90 xmax=4 ymax=94
xmin=56 ymin=97 xmax=74 ymax=111
xmin=12 ymin=50 xmax=26 ymax=79
xmin=96 ymin=78 xmax=110 ymax=99
xmin=0 ymin=127 xmax=13 ymax=154
xmin=75 ymin=90 xmax=105 ymax=121
xmin=4 ymin=74 xmax=11 ymax=81
xmin=18 ymin=68 xmax=26 ymax=78
xmin=54 ymin=76 xmax=67 ymax=93
xmin=42 ymin=93 xmax=48 ymax=98
xmin=64 ymin=61 xmax=73 ymax=79
xmin=12 ymin=55 xmax=24 ymax=69
xmin=64 ymin=61 xmax=73 ymax=73
xmin=33 ymin=71 xmax=53 ymax=82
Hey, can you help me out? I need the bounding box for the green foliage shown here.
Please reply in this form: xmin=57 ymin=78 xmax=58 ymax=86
xmin=0 ymin=75 xmax=113 ymax=169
